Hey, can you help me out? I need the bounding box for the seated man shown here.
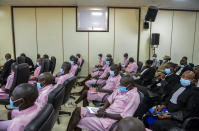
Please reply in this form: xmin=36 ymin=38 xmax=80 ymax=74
xmin=0 ymin=53 xmax=14 ymax=85
xmin=66 ymin=75 xmax=140 ymax=131
xmin=69 ymin=55 xmax=79 ymax=75
xmin=29 ymin=58 xmax=42 ymax=81
xmin=122 ymin=53 xmax=129 ymax=68
xmin=36 ymin=72 xmax=55 ymax=107
xmin=76 ymin=53 xmax=83 ymax=67
xmin=176 ymin=56 xmax=193 ymax=76
xmin=147 ymin=71 xmax=199 ymax=131
xmin=55 ymin=62 xmax=73 ymax=85
xmin=0 ymin=83 xmax=41 ymax=131
xmin=0 ymin=63 xmax=16 ymax=99
xmin=123 ymin=57 xmax=138 ymax=75
xmin=152 ymin=54 xmax=160 ymax=69
xmin=134 ymin=60 xmax=155 ymax=86
xmin=20 ymin=53 xmax=34 ymax=72
xmin=72 ymin=64 xmax=121 ymax=107
xmin=116 ymin=117 xmax=151 ymax=131
xmin=155 ymin=55 xmax=171 ymax=77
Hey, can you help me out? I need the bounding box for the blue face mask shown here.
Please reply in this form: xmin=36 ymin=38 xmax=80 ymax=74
xmin=165 ymin=68 xmax=171 ymax=74
xmin=119 ymin=86 xmax=127 ymax=93
xmin=162 ymin=60 xmax=166 ymax=63
xmin=70 ymin=61 xmax=74 ymax=65
xmin=180 ymin=78 xmax=191 ymax=87
xmin=36 ymin=62 xmax=40 ymax=66
xmin=152 ymin=57 xmax=156 ymax=60
xmin=181 ymin=65 xmax=185 ymax=68
xmin=106 ymin=61 xmax=110 ymax=65
xmin=37 ymin=82 xmax=42 ymax=90
xmin=110 ymin=70 xmax=115 ymax=76
xmin=10 ymin=98 xmax=19 ymax=110
xmin=60 ymin=68 xmax=64 ymax=74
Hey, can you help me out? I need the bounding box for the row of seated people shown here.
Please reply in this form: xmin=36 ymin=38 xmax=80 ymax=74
xmin=66 ymin=53 xmax=199 ymax=131
xmin=0 ymin=53 xmax=85 ymax=130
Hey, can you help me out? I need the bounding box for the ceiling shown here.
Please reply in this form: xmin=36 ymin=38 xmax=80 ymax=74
xmin=0 ymin=0 xmax=199 ymax=10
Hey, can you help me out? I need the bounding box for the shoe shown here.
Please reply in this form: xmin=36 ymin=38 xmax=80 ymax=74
xmin=65 ymin=102 xmax=77 ymax=108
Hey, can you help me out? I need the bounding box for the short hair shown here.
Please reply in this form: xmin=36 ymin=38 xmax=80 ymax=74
xmin=167 ymin=62 xmax=176 ymax=68
xmin=38 ymin=72 xmax=55 ymax=85
xmin=76 ymin=54 xmax=81 ymax=57
xmin=5 ymin=53 xmax=11 ymax=59
xmin=98 ymin=53 xmax=102 ymax=57
xmin=121 ymin=75 xmax=135 ymax=86
xmin=182 ymin=56 xmax=188 ymax=61
xmin=153 ymin=54 xmax=157 ymax=57
xmin=16 ymin=56 xmax=25 ymax=64
xmin=129 ymin=57 xmax=134 ymax=62
xmin=146 ymin=60 xmax=153 ymax=65
xmin=124 ymin=53 xmax=128 ymax=57
xmin=43 ymin=54 xmax=49 ymax=59
xmin=110 ymin=64 xmax=120 ymax=72
xmin=13 ymin=83 xmax=39 ymax=103
xmin=37 ymin=54 xmax=41 ymax=59
xmin=11 ymin=62 xmax=17 ymax=71
xmin=62 ymin=62 xmax=71 ymax=71
xmin=106 ymin=54 xmax=112 ymax=58
xmin=20 ymin=53 xmax=26 ymax=57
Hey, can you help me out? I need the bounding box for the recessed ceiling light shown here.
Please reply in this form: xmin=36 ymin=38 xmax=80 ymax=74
xmin=91 ymin=12 xmax=103 ymax=16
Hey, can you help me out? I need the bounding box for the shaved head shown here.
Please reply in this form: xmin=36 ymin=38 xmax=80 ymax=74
xmin=38 ymin=72 xmax=55 ymax=86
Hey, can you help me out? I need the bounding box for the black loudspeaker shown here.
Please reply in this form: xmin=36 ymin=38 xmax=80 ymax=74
xmin=144 ymin=21 xmax=149 ymax=29
xmin=145 ymin=6 xmax=158 ymax=22
xmin=152 ymin=33 xmax=160 ymax=45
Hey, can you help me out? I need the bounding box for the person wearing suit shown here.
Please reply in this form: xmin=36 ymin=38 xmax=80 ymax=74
xmin=135 ymin=60 xmax=156 ymax=86
xmin=20 ymin=53 xmax=34 ymax=72
xmin=0 ymin=53 xmax=14 ymax=85
xmin=155 ymin=55 xmax=171 ymax=77
xmin=176 ymin=56 xmax=193 ymax=77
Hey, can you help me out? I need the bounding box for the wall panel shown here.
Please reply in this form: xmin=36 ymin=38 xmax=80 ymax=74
xmin=36 ymin=8 xmax=63 ymax=73
xmin=193 ymin=12 xmax=199 ymax=65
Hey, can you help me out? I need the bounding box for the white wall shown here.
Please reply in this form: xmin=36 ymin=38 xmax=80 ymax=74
xmin=0 ymin=6 xmax=13 ymax=65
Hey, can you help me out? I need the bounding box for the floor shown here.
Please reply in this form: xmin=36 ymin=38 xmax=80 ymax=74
xmin=0 ymin=81 xmax=88 ymax=131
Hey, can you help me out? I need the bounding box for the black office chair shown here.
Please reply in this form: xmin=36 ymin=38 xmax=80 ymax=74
xmin=59 ymin=76 xmax=77 ymax=116
xmin=48 ymin=84 xmax=65 ymax=125
xmin=137 ymin=61 xmax=143 ymax=73
xmin=182 ymin=117 xmax=199 ymax=131
xmin=50 ymin=56 xmax=56 ymax=74
xmin=109 ymin=91 xmax=144 ymax=131
xmin=39 ymin=59 xmax=50 ymax=75
xmin=16 ymin=56 xmax=26 ymax=64
xmin=75 ymin=67 xmax=81 ymax=76
xmin=24 ymin=104 xmax=56 ymax=131
xmin=0 ymin=63 xmax=30 ymax=106
xmin=80 ymin=59 xmax=84 ymax=68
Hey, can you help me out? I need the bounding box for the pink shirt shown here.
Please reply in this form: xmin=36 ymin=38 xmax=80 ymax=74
xmin=123 ymin=58 xmax=129 ymax=67
xmin=78 ymin=58 xmax=83 ymax=66
xmin=0 ymin=104 xmax=41 ymax=131
xmin=101 ymin=88 xmax=140 ymax=129
xmin=30 ymin=66 xmax=41 ymax=79
xmin=125 ymin=62 xmax=138 ymax=75
xmin=99 ymin=58 xmax=105 ymax=66
xmin=5 ymin=72 xmax=14 ymax=90
xmin=36 ymin=84 xmax=54 ymax=108
xmin=99 ymin=65 xmax=110 ymax=79
xmin=102 ymin=74 xmax=121 ymax=91
xmin=55 ymin=73 xmax=73 ymax=85
xmin=69 ymin=64 xmax=78 ymax=75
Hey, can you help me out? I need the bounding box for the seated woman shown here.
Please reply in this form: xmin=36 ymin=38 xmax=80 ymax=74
xmin=0 ymin=63 xmax=16 ymax=99
xmin=55 ymin=62 xmax=73 ymax=85
xmin=29 ymin=58 xmax=42 ymax=81
xmin=36 ymin=72 xmax=55 ymax=108
xmin=66 ymin=75 xmax=140 ymax=131
xmin=122 ymin=53 xmax=129 ymax=68
xmin=0 ymin=83 xmax=41 ymax=131
xmin=69 ymin=55 xmax=79 ymax=75
xmin=92 ymin=53 xmax=105 ymax=72
xmin=145 ymin=71 xmax=199 ymax=131
xmin=76 ymin=53 xmax=83 ymax=67
xmin=71 ymin=64 xmax=121 ymax=107
xmin=123 ymin=57 xmax=138 ymax=75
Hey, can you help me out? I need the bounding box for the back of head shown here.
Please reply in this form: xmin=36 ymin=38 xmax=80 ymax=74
xmin=43 ymin=54 xmax=49 ymax=59
xmin=98 ymin=53 xmax=102 ymax=57
xmin=62 ymin=62 xmax=71 ymax=71
xmin=16 ymin=56 xmax=25 ymax=64
xmin=146 ymin=60 xmax=153 ymax=65
xmin=106 ymin=54 xmax=112 ymax=58
xmin=5 ymin=53 xmax=11 ymax=60
xmin=76 ymin=53 xmax=81 ymax=58
xmin=12 ymin=83 xmax=39 ymax=104
xmin=20 ymin=53 xmax=26 ymax=57
xmin=129 ymin=57 xmax=134 ymax=62
xmin=38 ymin=72 xmax=55 ymax=85
xmin=116 ymin=117 xmax=146 ymax=131
xmin=120 ymin=75 xmax=135 ymax=86
xmin=11 ymin=62 xmax=17 ymax=72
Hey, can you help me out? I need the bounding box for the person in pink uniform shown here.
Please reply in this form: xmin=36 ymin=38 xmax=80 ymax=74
xmin=55 ymin=62 xmax=73 ymax=85
xmin=122 ymin=53 xmax=129 ymax=68
xmin=124 ymin=57 xmax=138 ymax=75
xmin=116 ymin=117 xmax=151 ymax=131
xmin=0 ymin=83 xmax=41 ymax=131
xmin=69 ymin=55 xmax=79 ymax=75
xmin=29 ymin=58 xmax=42 ymax=80
xmin=92 ymin=53 xmax=106 ymax=72
xmin=36 ymin=72 xmax=55 ymax=108
xmin=76 ymin=53 xmax=83 ymax=67
xmin=66 ymin=75 xmax=140 ymax=131
xmin=74 ymin=64 xmax=121 ymax=107
xmin=0 ymin=63 xmax=16 ymax=99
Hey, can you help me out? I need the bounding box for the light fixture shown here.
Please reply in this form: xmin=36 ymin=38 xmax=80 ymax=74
xmin=91 ymin=12 xmax=103 ymax=16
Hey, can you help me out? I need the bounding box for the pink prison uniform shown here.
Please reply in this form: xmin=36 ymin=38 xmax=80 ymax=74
xmin=123 ymin=58 xmax=129 ymax=67
xmin=70 ymin=64 xmax=78 ymax=75
xmin=77 ymin=88 xmax=140 ymax=131
xmin=30 ymin=66 xmax=41 ymax=79
xmin=78 ymin=58 xmax=83 ymax=66
xmin=87 ymin=74 xmax=121 ymax=102
xmin=36 ymin=84 xmax=54 ymax=108
xmin=0 ymin=72 xmax=14 ymax=99
xmin=91 ymin=64 xmax=108 ymax=78
xmin=0 ymin=104 xmax=41 ymax=131
xmin=92 ymin=58 xmax=105 ymax=72
xmin=86 ymin=65 xmax=110 ymax=87
xmin=55 ymin=73 xmax=74 ymax=85
xmin=125 ymin=62 xmax=138 ymax=75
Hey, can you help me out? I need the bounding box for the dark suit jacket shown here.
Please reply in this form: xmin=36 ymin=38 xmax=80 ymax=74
xmin=139 ymin=67 xmax=156 ymax=86
xmin=176 ymin=65 xmax=193 ymax=76
xmin=25 ymin=57 xmax=34 ymax=71
xmin=0 ymin=59 xmax=14 ymax=83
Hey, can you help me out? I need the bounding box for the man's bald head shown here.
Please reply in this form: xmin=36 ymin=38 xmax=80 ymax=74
xmin=38 ymin=72 xmax=55 ymax=86
xmin=116 ymin=117 xmax=146 ymax=131
xmin=120 ymin=75 xmax=135 ymax=87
